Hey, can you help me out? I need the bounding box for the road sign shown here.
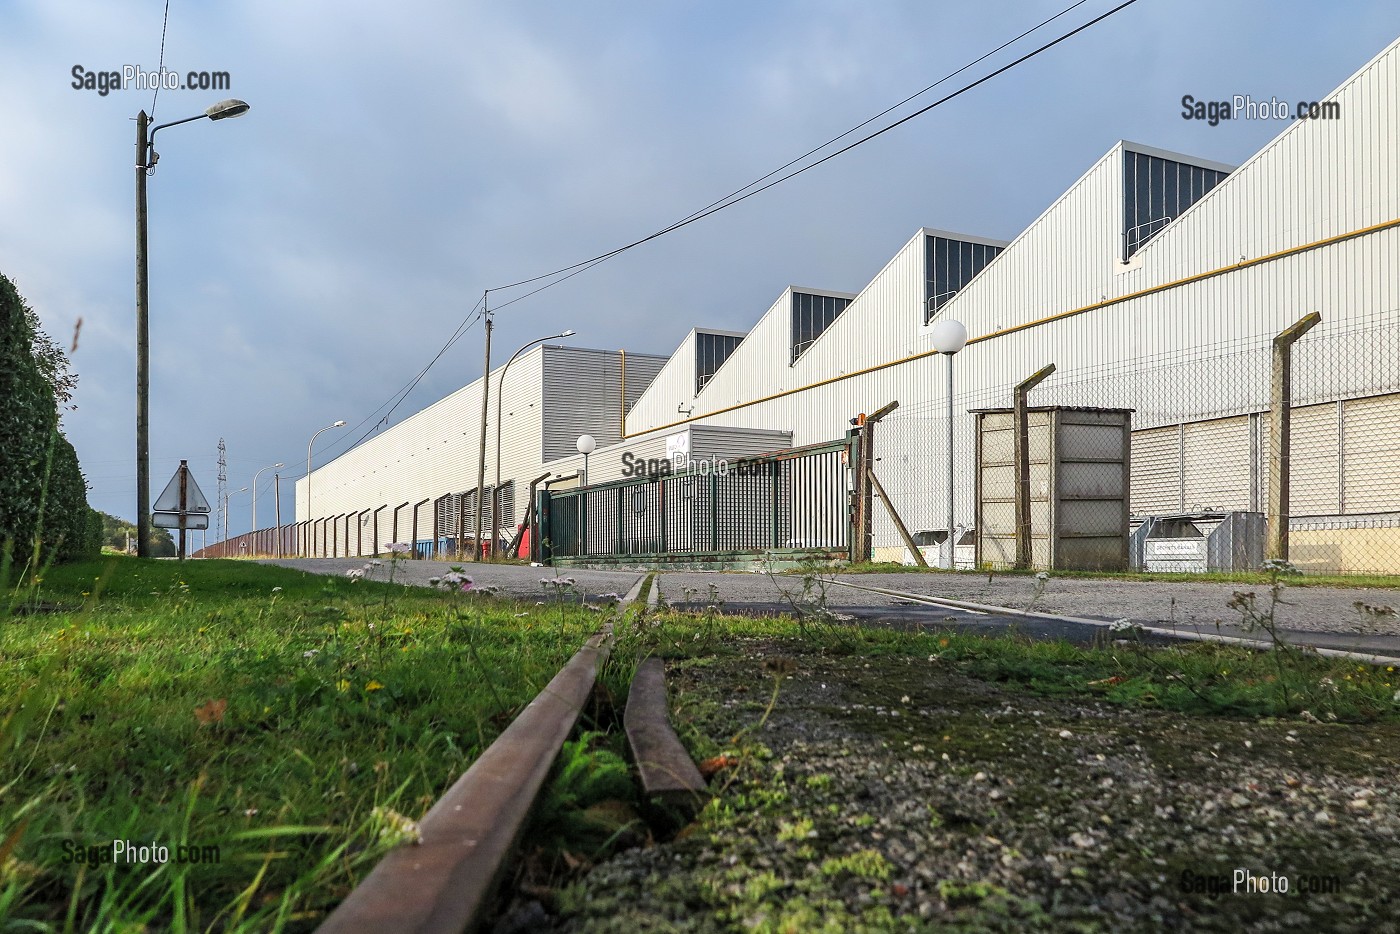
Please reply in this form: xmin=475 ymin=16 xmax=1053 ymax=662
xmin=151 ymin=462 xmax=211 ymax=558
xmin=154 ymin=464 xmax=210 ymax=514
xmin=153 ymin=511 xmax=209 ymax=529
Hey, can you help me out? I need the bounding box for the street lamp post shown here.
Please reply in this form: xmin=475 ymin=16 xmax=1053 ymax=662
xmin=576 ymin=434 xmax=596 ymax=487
xmin=306 ymin=421 xmax=346 ymax=521
xmin=492 ymin=329 xmax=576 ymax=556
xmin=251 ymin=461 xmax=284 ymax=544
xmin=575 ymin=435 xmax=597 ymax=558
xmin=135 ymin=98 xmax=250 ymax=558
xmin=222 ymin=486 xmax=249 ymax=552
xmin=930 ymin=317 xmax=968 ymax=570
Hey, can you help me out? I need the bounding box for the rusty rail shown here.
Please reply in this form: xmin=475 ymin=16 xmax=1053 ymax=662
xmin=624 ymin=656 xmax=707 ymax=810
xmin=316 ymin=627 xmax=612 ymax=933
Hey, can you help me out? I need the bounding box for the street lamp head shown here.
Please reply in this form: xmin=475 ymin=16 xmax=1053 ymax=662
xmin=560 ymin=329 xmax=577 ymax=337
xmin=331 ymin=420 xmax=346 ymax=428
xmin=205 ymin=99 xmax=251 ymax=121
xmin=576 ymin=434 xmax=596 ymax=455
xmin=930 ymin=318 xmax=968 ymax=355
xmin=273 ymin=462 xmax=284 ymax=468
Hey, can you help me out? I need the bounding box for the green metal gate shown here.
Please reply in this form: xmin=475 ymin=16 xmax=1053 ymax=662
xmin=539 ymin=438 xmax=853 ymax=568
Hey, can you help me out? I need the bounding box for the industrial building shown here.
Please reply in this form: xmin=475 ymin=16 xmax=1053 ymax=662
xmin=289 ymin=34 xmax=1400 ymax=573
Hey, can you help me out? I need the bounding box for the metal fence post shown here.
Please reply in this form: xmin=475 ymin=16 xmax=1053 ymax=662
xmin=1267 ymin=312 xmax=1322 ymax=561
xmin=709 ymin=471 xmax=719 ymax=552
xmin=659 ymin=478 xmax=669 ymax=554
xmin=771 ymin=460 xmax=781 ymax=548
xmin=411 ymin=497 xmax=430 ymax=559
xmin=534 ymin=488 xmax=550 ymax=563
xmin=432 ymin=495 xmax=442 ymax=559
xmin=1013 ymin=365 xmax=1055 ymax=570
xmin=579 ymin=490 xmax=588 ymax=557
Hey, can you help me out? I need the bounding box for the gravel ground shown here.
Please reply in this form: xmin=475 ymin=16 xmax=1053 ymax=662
xmin=550 ymin=644 xmax=1400 ymax=932
xmin=256 ymin=558 xmax=643 ymax=603
xmin=655 ymin=571 xmax=1400 ymax=637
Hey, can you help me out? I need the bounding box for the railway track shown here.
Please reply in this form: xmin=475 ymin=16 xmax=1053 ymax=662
xmin=316 ymin=573 xmax=705 ymax=933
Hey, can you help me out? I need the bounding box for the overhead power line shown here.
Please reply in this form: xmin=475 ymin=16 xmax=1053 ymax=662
xmin=311 ymin=0 xmax=1137 ymax=473
xmin=486 ymin=0 xmax=1135 ymax=303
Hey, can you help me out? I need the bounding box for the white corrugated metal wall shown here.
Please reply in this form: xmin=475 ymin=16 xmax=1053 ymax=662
xmin=299 ymin=36 xmax=1400 ymax=569
xmin=615 ymin=36 xmax=1400 ymax=568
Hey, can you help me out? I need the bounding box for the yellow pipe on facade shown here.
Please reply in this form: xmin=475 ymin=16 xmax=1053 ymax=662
xmin=621 ymin=215 xmax=1400 ymax=439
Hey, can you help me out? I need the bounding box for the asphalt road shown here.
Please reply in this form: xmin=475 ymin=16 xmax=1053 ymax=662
xmin=256 ymin=559 xmax=1400 ymax=659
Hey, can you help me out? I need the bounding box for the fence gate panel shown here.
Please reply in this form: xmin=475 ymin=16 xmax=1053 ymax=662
xmin=543 ymin=439 xmax=852 ymax=566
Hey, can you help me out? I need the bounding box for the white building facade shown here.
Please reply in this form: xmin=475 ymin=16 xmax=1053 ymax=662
xmin=299 ymin=35 xmax=1400 ymax=572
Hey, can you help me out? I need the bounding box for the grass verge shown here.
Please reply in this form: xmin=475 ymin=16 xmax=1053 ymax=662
xmin=1 ymin=556 xmax=596 ymax=932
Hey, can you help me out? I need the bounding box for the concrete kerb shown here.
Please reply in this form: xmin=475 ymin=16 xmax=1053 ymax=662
xmin=622 ymin=573 xmax=648 ymax=607
xmin=822 ymin=577 xmax=1400 ymax=667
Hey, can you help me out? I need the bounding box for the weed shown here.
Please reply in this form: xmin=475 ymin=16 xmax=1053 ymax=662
xmin=819 ymin=849 xmax=892 ymax=881
xmin=759 ymin=555 xmax=859 ymax=650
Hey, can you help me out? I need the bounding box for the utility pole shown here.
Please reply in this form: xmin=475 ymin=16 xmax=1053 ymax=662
xmin=472 ymin=301 xmax=493 ymax=561
xmin=135 ymin=110 xmax=151 ymax=557
xmin=216 ymin=438 xmax=227 ymax=542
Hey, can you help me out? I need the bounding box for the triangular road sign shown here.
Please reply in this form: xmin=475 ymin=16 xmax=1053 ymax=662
xmin=153 ymin=463 xmax=211 ymax=514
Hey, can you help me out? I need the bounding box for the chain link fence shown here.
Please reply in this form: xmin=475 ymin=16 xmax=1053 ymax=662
xmin=877 ymin=314 xmax=1400 ymax=575
xmin=199 ymin=316 xmax=1398 ymax=576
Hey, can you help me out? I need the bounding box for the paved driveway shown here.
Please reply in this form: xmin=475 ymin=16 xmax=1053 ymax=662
xmin=256 ymin=559 xmax=1400 ymax=657
xmin=258 ymin=558 xmax=643 ymax=604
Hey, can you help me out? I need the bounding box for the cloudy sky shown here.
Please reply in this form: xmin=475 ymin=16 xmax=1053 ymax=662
xmin=2 ymin=0 xmax=1397 ymax=538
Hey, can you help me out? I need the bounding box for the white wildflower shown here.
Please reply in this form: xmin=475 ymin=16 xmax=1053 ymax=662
xmin=370 ymin=806 xmax=422 ymax=845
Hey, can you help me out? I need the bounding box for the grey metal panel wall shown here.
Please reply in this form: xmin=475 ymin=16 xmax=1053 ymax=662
xmin=1182 ymin=417 xmax=1253 ymax=513
xmin=1290 ymin=402 xmax=1341 ymax=516
xmin=541 ymin=346 xmax=666 ymax=463
xmin=689 ymin=425 xmax=793 ymax=460
xmin=1130 ymin=427 xmax=1181 ymax=515
xmin=1342 ymin=394 xmax=1400 ymax=513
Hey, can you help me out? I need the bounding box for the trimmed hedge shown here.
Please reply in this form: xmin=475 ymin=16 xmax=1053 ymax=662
xmin=0 ymin=273 xmax=98 ymax=564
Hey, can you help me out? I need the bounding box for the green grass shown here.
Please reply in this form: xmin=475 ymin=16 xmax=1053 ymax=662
xmin=1 ymin=556 xmax=598 ymax=932
xmin=8 ymin=556 xmax=1397 ymax=930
